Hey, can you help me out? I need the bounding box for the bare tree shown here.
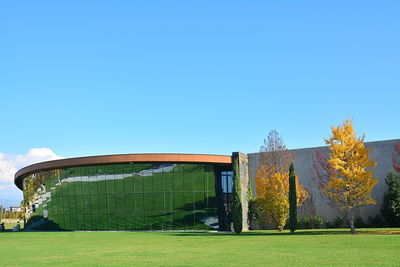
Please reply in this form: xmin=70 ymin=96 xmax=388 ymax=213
xmin=258 ymin=130 xmax=293 ymax=177
xmin=393 ymin=143 xmax=400 ymax=173
xmin=310 ymin=149 xmax=335 ymax=206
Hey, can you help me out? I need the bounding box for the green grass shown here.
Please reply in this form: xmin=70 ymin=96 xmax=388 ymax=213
xmin=0 ymin=229 xmax=399 ymax=266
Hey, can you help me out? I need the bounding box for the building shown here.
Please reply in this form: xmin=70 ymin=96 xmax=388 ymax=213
xmin=14 ymin=139 xmax=400 ymax=231
xmin=14 ymin=153 xmax=249 ymax=231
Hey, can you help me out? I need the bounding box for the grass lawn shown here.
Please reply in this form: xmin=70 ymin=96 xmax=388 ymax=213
xmin=0 ymin=229 xmax=399 ymax=266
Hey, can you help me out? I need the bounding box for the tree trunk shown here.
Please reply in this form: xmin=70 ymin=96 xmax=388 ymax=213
xmin=349 ymin=219 xmax=355 ymax=234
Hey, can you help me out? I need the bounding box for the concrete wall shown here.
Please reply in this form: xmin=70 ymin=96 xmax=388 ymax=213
xmin=247 ymin=139 xmax=400 ymax=222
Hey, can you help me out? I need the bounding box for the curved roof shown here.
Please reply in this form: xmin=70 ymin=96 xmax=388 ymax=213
xmin=14 ymin=153 xmax=232 ymax=190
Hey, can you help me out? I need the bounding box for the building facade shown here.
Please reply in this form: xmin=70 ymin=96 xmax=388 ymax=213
xmin=14 ymin=154 xmax=234 ymax=231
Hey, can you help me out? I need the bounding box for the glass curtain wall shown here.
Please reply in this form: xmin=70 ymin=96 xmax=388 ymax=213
xmin=22 ymin=163 xmax=218 ymax=231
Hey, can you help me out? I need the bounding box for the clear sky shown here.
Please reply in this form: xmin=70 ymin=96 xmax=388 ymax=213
xmin=1 ymin=1 xmax=399 ymax=158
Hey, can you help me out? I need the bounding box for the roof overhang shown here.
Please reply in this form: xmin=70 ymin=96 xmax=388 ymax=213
xmin=14 ymin=153 xmax=232 ymax=190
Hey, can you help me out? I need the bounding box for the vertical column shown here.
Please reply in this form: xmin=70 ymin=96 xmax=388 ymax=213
xmin=232 ymin=152 xmax=249 ymax=231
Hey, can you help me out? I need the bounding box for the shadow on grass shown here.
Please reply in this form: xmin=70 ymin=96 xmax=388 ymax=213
xmin=165 ymin=229 xmax=400 ymax=237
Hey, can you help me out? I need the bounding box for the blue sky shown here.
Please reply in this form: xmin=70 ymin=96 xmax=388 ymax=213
xmin=1 ymin=1 xmax=399 ymax=158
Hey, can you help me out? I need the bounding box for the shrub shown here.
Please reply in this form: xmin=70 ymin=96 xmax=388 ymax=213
xmin=333 ymin=216 xmax=345 ymax=228
xmin=368 ymin=214 xmax=385 ymax=228
xmin=381 ymin=171 xmax=400 ymax=227
xmin=298 ymin=216 xmax=324 ymax=229
xmin=354 ymin=216 xmax=366 ymax=228
xmin=325 ymin=221 xmax=334 ymax=228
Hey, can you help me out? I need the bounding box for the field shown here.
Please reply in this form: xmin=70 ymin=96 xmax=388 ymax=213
xmin=0 ymin=229 xmax=400 ymax=266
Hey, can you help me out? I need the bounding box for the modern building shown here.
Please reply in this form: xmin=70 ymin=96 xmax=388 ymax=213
xmin=14 ymin=153 xmax=249 ymax=231
xmin=14 ymin=139 xmax=400 ymax=231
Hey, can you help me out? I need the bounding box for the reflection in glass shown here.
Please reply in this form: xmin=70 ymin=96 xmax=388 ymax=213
xmin=23 ymin=163 xmax=221 ymax=231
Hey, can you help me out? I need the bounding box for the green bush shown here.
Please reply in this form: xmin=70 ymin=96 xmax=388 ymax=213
xmin=334 ymin=216 xmax=345 ymax=228
xmin=368 ymin=214 xmax=385 ymax=228
xmin=354 ymin=216 xmax=366 ymax=228
xmin=381 ymin=171 xmax=400 ymax=227
xmin=298 ymin=216 xmax=324 ymax=229
xmin=325 ymin=216 xmax=345 ymax=228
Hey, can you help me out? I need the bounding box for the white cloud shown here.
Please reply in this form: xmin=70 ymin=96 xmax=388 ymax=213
xmin=0 ymin=148 xmax=63 ymax=205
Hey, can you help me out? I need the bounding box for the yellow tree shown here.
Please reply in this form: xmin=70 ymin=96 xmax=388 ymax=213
xmin=255 ymin=130 xmax=308 ymax=230
xmin=324 ymin=119 xmax=378 ymax=234
xmin=256 ymin=171 xmax=308 ymax=230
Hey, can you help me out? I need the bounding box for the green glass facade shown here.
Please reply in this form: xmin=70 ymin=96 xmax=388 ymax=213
xmin=23 ymin=163 xmax=220 ymax=231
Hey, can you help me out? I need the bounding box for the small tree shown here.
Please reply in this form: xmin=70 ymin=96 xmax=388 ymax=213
xmin=232 ymin=157 xmax=243 ymax=234
xmin=381 ymin=171 xmax=400 ymax=227
xmin=0 ymin=205 xmax=3 ymax=222
xmin=256 ymin=130 xmax=308 ymax=231
xmin=247 ymin=180 xmax=257 ymax=229
xmin=289 ymin=163 xmax=297 ymax=233
xmin=324 ymin=119 xmax=378 ymax=234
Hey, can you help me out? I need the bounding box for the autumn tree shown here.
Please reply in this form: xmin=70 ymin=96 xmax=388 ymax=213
xmin=324 ymin=119 xmax=378 ymax=234
xmin=393 ymin=143 xmax=400 ymax=173
xmin=255 ymin=130 xmax=308 ymax=231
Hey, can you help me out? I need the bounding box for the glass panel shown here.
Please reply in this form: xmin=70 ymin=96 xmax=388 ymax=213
xmin=123 ymin=164 xmax=134 ymax=193
xmin=124 ymin=193 xmax=134 ymax=213
xmin=109 ymin=213 xmax=117 ymax=231
xmin=115 ymin=194 xmax=125 ymax=214
xmin=164 ymin=193 xmax=173 ymax=212
xmin=73 ymin=167 xmax=82 ymax=195
xmin=88 ymin=166 xmax=98 ymax=195
xmin=90 ymin=214 xmax=100 ymax=231
xmin=173 ymin=172 xmax=184 ymax=192
xmin=23 ymin=163 xmax=220 ymax=231
xmin=135 ymin=213 xmax=145 ymax=230
xmin=106 ymin=195 xmax=116 ymax=212
xmin=184 ymin=193 xmax=194 ymax=211
xmin=105 ymin=165 xmax=115 ymax=194
xmin=143 ymin=173 xmax=153 ymax=193
xmin=163 ymin=171 xmax=173 ymax=193
xmin=126 ymin=214 xmax=135 ymax=230
xmin=153 ymin=194 xmax=164 ymax=212
xmin=144 ymin=194 xmax=153 ymax=211
xmin=135 ymin=194 xmax=144 ymax=212
xmin=183 ymin=174 xmax=194 ymax=192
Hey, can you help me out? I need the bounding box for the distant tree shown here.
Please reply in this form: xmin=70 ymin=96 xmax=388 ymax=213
xmin=258 ymin=130 xmax=293 ymax=179
xmin=324 ymin=119 xmax=378 ymax=234
xmin=288 ymin=163 xmax=297 ymax=233
xmin=381 ymin=171 xmax=400 ymax=227
xmin=232 ymin=157 xmax=243 ymax=234
xmin=256 ymin=130 xmax=308 ymax=231
xmin=393 ymin=143 xmax=400 ymax=173
xmin=0 ymin=205 xmax=3 ymax=222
